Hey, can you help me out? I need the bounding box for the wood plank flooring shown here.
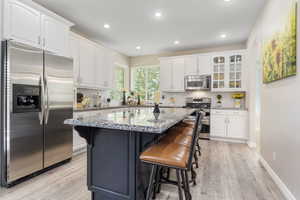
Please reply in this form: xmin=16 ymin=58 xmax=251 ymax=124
xmin=0 ymin=140 xmax=285 ymax=200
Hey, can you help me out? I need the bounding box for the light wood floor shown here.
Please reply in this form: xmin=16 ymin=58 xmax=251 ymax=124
xmin=0 ymin=140 xmax=285 ymax=200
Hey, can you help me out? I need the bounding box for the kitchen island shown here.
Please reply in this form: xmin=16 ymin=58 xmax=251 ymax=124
xmin=65 ymin=107 xmax=195 ymax=200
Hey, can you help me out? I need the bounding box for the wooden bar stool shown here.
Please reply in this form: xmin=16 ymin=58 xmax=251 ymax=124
xmin=140 ymin=113 xmax=202 ymax=200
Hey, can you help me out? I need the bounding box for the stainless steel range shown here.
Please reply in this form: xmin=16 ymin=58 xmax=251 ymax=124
xmin=185 ymin=97 xmax=211 ymax=140
xmin=0 ymin=41 xmax=74 ymax=186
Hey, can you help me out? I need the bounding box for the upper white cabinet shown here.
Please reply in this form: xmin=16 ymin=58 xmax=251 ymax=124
xmin=184 ymin=54 xmax=211 ymax=76
xmin=79 ymin=39 xmax=96 ymax=87
xmin=69 ymin=33 xmax=80 ymax=85
xmin=3 ymin=0 xmax=73 ymax=56
xmin=184 ymin=56 xmax=198 ymax=75
xmin=160 ymin=59 xmax=173 ymax=91
xmin=42 ymin=15 xmax=69 ymax=56
xmin=211 ymin=50 xmax=247 ymax=92
xmin=95 ymin=45 xmax=115 ymax=89
xmin=160 ymin=58 xmax=185 ymax=92
xmin=69 ymin=33 xmax=115 ymax=89
xmin=198 ymin=54 xmax=212 ymax=75
xmin=211 ymin=109 xmax=248 ymax=141
xmin=4 ymin=0 xmax=41 ymax=47
xmin=172 ymin=58 xmax=185 ymax=92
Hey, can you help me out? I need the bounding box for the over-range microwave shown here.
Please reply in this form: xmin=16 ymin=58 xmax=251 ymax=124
xmin=184 ymin=75 xmax=211 ymax=91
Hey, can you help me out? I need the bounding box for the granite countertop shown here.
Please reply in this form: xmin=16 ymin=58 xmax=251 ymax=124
xmin=65 ymin=107 xmax=196 ymax=133
xmin=73 ymin=105 xmax=184 ymax=112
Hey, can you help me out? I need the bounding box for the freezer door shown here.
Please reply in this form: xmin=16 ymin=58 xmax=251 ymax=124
xmin=5 ymin=41 xmax=44 ymax=183
xmin=44 ymin=52 xmax=73 ymax=168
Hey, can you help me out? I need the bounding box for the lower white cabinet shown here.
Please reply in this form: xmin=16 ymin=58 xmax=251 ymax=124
xmin=73 ymin=112 xmax=87 ymax=153
xmin=211 ymin=109 xmax=248 ymax=141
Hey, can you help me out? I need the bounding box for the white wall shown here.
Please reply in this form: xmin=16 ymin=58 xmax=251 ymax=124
xmin=247 ymin=0 xmax=299 ymax=199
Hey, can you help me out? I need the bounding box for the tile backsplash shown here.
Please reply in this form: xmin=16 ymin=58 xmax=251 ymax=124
xmin=161 ymin=91 xmax=247 ymax=109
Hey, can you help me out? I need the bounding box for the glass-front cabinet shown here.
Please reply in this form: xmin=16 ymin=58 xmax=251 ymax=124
xmin=212 ymin=56 xmax=225 ymax=89
xmin=229 ymin=55 xmax=242 ymax=89
xmin=211 ymin=51 xmax=246 ymax=92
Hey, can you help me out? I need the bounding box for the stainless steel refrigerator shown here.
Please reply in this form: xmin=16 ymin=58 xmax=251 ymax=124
xmin=0 ymin=40 xmax=73 ymax=186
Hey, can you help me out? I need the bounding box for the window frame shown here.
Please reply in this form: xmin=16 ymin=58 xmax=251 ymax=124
xmin=130 ymin=65 xmax=160 ymax=102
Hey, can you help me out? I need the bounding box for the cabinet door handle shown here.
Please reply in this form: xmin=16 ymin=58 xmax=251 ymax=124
xmin=38 ymin=36 xmax=41 ymax=45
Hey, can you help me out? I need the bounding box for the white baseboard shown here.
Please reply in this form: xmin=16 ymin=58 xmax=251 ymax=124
xmin=210 ymin=137 xmax=247 ymax=144
xmin=73 ymin=146 xmax=87 ymax=156
xmin=247 ymin=141 xmax=257 ymax=149
xmin=259 ymin=156 xmax=296 ymax=200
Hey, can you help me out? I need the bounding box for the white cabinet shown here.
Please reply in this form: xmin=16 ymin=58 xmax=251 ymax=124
xmin=69 ymin=33 xmax=115 ymax=89
xmin=227 ymin=114 xmax=248 ymax=139
xmin=79 ymin=39 xmax=96 ymax=87
xmin=3 ymin=0 xmax=73 ymax=56
xmin=160 ymin=59 xmax=173 ymax=91
xmin=73 ymin=112 xmax=87 ymax=153
xmin=95 ymin=45 xmax=115 ymax=89
xmin=69 ymin=33 xmax=80 ymax=85
xmin=198 ymin=54 xmax=212 ymax=75
xmin=211 ymin=51 xmax=247 ymax=92
xmin=211 ymin=109 xmax=248 ymax=141
xmin=172 ymin=58 xmax=185 ymax=92
xmin=184 ymin=54 xmax=211 ymax=76
xmin=184 ymin=56 xmax=198 ymax=75
xmin=159 ymin=58 xmax=185 ymax=92
xmin=4 ymin=0 xmax=41 ymax=47
xmin=42 ymin=15 xmax=69 ymax=56
xmin=211 ymin=114 xmax=227 ymax=138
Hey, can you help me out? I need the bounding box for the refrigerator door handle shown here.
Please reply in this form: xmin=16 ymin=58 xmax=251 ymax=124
xmin=38 ymin=73 xmax=45 ymax=125
xmin=45 ymin=72 xmax=50 ymax=125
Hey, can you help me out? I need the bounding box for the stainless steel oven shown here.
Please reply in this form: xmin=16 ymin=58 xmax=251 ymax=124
xmin=184 ymin=75 xmax=211 ymax=91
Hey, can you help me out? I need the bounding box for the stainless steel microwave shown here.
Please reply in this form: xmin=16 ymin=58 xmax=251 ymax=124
xmin=184 ymin=75 xmax=211 ymax=91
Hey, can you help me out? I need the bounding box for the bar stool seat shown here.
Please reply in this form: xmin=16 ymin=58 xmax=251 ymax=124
xmin=140 ymin=141 xmax=189 ymax=168
xmin=161 ymin=129 xmax=192 ymax=147
xmin=180 ymin=120 xmax=195 ymax=128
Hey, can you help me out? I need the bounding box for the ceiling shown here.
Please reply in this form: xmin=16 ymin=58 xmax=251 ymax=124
xmin=33 ymin=0 xmax=267 ymax=57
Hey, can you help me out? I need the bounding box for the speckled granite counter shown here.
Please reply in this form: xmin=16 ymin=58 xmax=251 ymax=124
xmin=66 ymin=107 xmax=195 ymax=133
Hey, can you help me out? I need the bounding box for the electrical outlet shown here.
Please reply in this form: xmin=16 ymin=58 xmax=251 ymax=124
xmin=273 ymin=152 xmax=277 ymax=161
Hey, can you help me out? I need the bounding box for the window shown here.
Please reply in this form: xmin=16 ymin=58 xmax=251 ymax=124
xmin=111 ymin=66 xmax=125 ymax=101
xmin=131 ymin=66 xmax=160 ymax=101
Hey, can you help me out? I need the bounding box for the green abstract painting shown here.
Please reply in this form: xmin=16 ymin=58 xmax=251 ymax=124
xmin=263 ymin=1 xmax=297 ymax=83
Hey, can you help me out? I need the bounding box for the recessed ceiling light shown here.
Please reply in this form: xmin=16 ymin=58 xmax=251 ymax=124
xmin=220 ymin=34 xmax=227 ymax=38
xmin=174 ymin=40 xmax=180 ymax=45
xmin=155 ymin=12 xmax=162 ymax=18
xmin=136 ymin=46 xmax=141 ymax=50
xmin=224 ymin=0 xmax=231 ymax=2
xmin=104 ymin=24 xmax=110 ymax=29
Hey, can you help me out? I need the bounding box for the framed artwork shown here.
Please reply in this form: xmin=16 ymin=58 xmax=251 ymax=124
xmin=263 ymin=0 xmax=297 ymax=83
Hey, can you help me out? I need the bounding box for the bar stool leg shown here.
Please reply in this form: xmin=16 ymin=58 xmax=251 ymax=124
xmin=176 ymin=169 xmax=184 ymax=200
xmin=153 ymin=166 xmax=161 ymax=199
xmin=194 ymin=153 xmax=199 ymax=169
xmin=180 ymin=170 xmax=189 ymax=200
xmin=157 ymin=167 xmax=163 ymax=193
xmin=191 ymin=167 xmax=197 ymax=186
xmin=184 ymin=170 xmax=192 ymax=200
xmin=196 ymin=141 xmax=202 ymax=156
xmin=146 ymin=165 xmax=157 ymax=200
